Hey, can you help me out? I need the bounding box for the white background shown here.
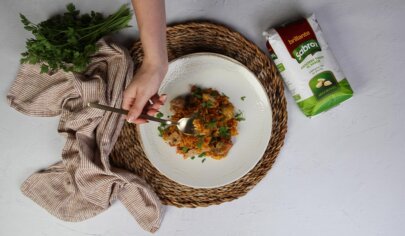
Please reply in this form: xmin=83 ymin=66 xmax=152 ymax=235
xmin=1 ymin=0 xmax=404 ymax=235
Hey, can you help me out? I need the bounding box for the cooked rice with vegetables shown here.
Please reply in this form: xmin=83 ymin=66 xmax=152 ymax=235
xmin=159 ymin=86 xmax=243 ymax=160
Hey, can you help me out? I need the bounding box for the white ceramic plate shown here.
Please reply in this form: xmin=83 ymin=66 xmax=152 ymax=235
xmin=138 ymin=53 xmax=272 ymax=188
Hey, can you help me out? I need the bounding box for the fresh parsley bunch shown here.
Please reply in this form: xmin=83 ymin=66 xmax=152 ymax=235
xmin=20 ymin=3 xmax=132 ymax=73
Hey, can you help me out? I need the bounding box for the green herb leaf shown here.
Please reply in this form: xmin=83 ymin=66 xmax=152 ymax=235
xmin=66 ymin=3 xmax=76 ymax=13
xmin=19 ymin=4 xmax=132 ymax=73
xmin=197 ymin=135 xmax=204 ymax=149
xmin=235 ymin=110 xmax=246 ymax=121
xmin=191 ymin=156 xmax=195 ymax=160
xmin=192 ymin=87 xmax=203 ymax=98
xmin=20 ymin=14 xmax=31 ymax=26
xmin=40 ymin=64 xmax=49 ymax=73
xmin=241 ymin=96 xmax=246 ymax=101
xmin=181 ymin=147 xmax=189 ymax=153
xmin=210 ymin=91 xmax=218 ymax=97
xmin=202 ymin=158 xmax=206 ymax=163
xmin=156 ymin=112 xmax=164 ymax=118
xmin=206 ymin=119 xmax=217 ymax=129
xmin=193 ymin=87 xmax=202 ymax=94
xmin=218 ymin=126 xmax=230 ymax=138
xmin=157 ymin=124 xmax=166 ymax=137
xmin=198 ymin=152 xmax=206 ymax=157
xmin=202 ymin=100 xmax=213 ymax=108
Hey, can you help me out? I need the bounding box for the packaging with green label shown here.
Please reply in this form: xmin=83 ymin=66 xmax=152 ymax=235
xmin=263 ymin=14 xmax=353 ymax=117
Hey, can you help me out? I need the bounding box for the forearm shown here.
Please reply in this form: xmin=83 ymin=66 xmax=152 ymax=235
xmin=132 ymin=0 xmax=168 ymax=71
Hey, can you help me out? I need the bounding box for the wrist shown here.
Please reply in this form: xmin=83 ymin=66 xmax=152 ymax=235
xmin=142 ymin=57 xmax=168 ymax=75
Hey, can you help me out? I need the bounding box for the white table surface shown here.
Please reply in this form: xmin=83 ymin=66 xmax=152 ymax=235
xmin=1 ymin=0 xmax=404 ymax=235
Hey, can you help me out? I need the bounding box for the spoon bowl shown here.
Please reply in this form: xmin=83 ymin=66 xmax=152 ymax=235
xmin=176 ymin=117 xmax=196 ymax=135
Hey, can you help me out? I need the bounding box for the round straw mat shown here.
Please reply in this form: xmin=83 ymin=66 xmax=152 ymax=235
xmin=110 ymin=21 xmax=287 ymax=207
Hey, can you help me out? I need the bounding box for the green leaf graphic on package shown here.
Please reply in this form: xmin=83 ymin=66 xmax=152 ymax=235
xmin=309 ymin=71 xmax=339 ymax=99
xmin=292 ymin=39 xmax=321 ymax=63
xmin=298 ymin=79 xmax=353 ymax=117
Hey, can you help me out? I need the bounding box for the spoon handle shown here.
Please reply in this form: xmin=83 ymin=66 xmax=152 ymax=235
xmin=139 ymin=113 xmax=175 ymax=125
xmin=87 ymin=102 xmax=174 ymax=125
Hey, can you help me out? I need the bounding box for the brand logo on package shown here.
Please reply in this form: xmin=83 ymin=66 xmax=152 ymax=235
xmin=292 ymin=39 xmax=321 ymax=63
xmin=276 ymin=18 xmax=321 ymax=64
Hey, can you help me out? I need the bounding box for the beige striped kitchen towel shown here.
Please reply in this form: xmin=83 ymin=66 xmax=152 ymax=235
xmin=6 ymin=39 xmax=164 ymax=233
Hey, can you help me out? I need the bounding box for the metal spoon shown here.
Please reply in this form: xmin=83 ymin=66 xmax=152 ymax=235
xmin=87 ymin=102 xmax=196 ymax=135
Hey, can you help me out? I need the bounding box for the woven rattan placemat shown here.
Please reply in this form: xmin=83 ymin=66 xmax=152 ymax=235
xmin=110 ymin=21 xmax=287 ymax=207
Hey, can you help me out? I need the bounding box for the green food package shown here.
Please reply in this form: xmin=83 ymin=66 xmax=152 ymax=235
xmin=263 ymin=14 xmax=353 ymax=117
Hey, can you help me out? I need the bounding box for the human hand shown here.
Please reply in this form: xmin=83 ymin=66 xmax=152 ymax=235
xmin=123 ymin=63 xmax=168 ymax=124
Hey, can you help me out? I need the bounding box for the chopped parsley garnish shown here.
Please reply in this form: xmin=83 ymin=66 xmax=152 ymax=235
xmin=206 ymin=119 xmax=217 ymax=129
xmin=181 ymin=147 xmax=190 ymax=153
xmin=156 ymin=112 xmax=164 ymax=118
xmin=241 ymin=96 xmax=246 ymax=101
xmin=157 ymin=123 xmax=167 ymax=137
xmin=191 ymin=156 xmax=195 ymax=160
xmin=194 ymin=87 xmax=202 ymax=93
xmin=219 ymin=126 xmax=230 ymax=138
xmin=202 ymin=101 xmax=213 ymax=108
xmin=198 ymin=152 xmax=206 ymax=157
xmin=194 ymin=93 xmax=202 ymax=99
xmin=192 ymin=87 xmax=203 ymax=98
xmin=234 ymin=110 xmax=245 ymax=121
xmin=202 ymin=158 xmax=206 ymax=163
xmin=197 ymin=135 xmax=204 ymax=149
